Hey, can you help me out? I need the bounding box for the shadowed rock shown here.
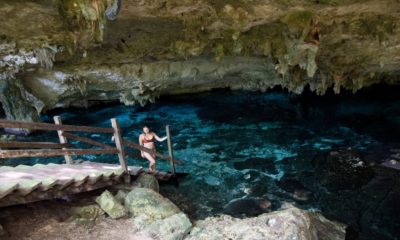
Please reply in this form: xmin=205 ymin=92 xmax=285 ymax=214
xmin=276 ymin=177 xmax=313 ymax=202
xmin=223 ymin=197 xmax=271 ymax=217
xmin=313 ymin=148 xmax=374 ymax=190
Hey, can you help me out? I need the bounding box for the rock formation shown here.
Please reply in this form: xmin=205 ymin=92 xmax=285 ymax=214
xmin=187 ymin=205 xmax=346 ymax=240
xmin=1 ymin=0 xmax=400 ymax=121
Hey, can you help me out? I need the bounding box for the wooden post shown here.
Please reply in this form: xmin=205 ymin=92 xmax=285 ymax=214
xmin=111 ymin=118 xmax=128 ymax=172
xmin=54 ymin=116 xmax=73 ymax=164
xmin=166 ymin=125 xmax=176 ymax=174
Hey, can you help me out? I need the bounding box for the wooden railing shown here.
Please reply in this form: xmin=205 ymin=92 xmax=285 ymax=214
xmin=0 ymin=116 xmax=177 ymax=174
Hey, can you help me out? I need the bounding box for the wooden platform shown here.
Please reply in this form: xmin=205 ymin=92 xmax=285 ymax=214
xmin=0 ymin=117 xmax=181 ymax=208
xmin=0 ymin=162 xmax=143 ymax=207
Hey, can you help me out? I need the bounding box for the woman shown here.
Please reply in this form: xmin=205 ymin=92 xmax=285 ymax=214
xmin=139 ymin=126 xmax=167 ymax=173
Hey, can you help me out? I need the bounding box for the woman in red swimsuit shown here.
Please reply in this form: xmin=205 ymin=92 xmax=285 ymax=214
xmin=139 ymin=126 xmax=167 ymax=173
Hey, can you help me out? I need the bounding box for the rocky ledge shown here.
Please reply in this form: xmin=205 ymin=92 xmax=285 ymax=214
xmin=1 ymin=0 xmax=400 ymax=122
xmin=0 ymin=173 xmax=346 ymax=240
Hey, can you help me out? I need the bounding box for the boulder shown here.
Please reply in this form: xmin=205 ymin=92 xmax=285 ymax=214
xmin=186 ymin=207 xmax=346 ymax=240
xmin=70 ymin=204 xmax=105 ymax=225
xmin=134 ymin=173 xmax=159 ymax=192
xmin=222 ymin=197 xmax=271 ymax=217
xmin=96 ymin=190 xmax=127 ymax=219
xmin=313 ymin=148 xmax=374 ymax=190
xmin=124 ymin=188 xmax=181 ymax=225
xmin=131 ymin=213 xmax=192 ymax=240
xmin=115 ymin=190 xmax=129 ymax=203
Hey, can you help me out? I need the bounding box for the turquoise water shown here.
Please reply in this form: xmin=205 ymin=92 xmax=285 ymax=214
xmin=4 ymin=86 xmax=400 ymax=239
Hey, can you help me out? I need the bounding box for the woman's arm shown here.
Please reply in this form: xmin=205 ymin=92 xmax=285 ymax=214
xmin=153 ymin=133 xmax=168 ymax=142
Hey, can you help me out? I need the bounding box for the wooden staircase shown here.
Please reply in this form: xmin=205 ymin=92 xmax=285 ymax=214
xmin=0 ymin=117 xmax=180 ymax=207
xmin=0 ymin=162 xmax=143 ymax=207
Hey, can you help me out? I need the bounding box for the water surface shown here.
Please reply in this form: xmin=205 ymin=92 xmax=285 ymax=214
xmin=5 ymin=86 xmax=400 ymax=239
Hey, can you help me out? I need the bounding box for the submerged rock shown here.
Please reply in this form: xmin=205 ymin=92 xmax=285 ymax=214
xmin=132 ymin=212 xmax=192 ymax=240
xmin=313 ymin=148 xmax=375 ymax=190
xmin=222 ymin=197 xmax=271 ymax=217
xmin=187 ymin=207 xmax=346 ymax=240
xmin=276 ymin=177 xmax=313 ymax=202
xmin=95 ymin=190 xmax=127 ymax=219
xmin=233 ymin=157 xmax=278 ymax=174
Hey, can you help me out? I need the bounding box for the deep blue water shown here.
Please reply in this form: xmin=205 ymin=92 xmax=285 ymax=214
xmin=4 ymin=86 xmax=400 ymax=239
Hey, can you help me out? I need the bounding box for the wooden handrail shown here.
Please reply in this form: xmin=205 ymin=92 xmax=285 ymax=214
xmin=111 ymin=118 xmax=128 ymax=173
xmin=166 ymin=125 xmax=176 ymax=174
xmin=0 ymin=119 xmax=114 ymax=133
xmin=0 ymin=148 xmax=119 ymax=158
xmin=123 ymin=139 xmax=182 ymax=164
xmin=62 ymin=132 xmax=113 ymax=149
xmin=0 ymin=141 xmax=74 ymax=149
xmin=0 ymin=117 xmax=181 ymax=170
xmin=123 ymin=140 xmax=169 ymax=160
xmin=54 ymin=116 xmax=73 ymax=164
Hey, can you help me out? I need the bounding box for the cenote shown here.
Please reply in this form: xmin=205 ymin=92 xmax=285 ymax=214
xmin=3 ymin=1 xmax=400 ymax=239
xmin=4 ymin=85 xmax=400 ymax=240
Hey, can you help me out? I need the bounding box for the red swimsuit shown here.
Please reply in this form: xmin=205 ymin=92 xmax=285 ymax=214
xmin=142 ymin=135 xmax=155 ymax=143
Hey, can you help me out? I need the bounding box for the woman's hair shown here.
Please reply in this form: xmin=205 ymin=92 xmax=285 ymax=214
xmin=143 ymin=125 xmax=150 ymax=129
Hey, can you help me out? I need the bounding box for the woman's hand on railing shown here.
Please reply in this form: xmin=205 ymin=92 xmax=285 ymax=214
xmin=111 ymin=136 xmax=115 ymax=142
xmin=140 ymin=151 xmax=145 ymax=158
xmin=154 ymin=134 xmax=167 ymax=142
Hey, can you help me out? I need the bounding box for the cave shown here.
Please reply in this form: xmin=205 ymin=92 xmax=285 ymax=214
xmin=0 ymin=0 xmax=399 ymax=239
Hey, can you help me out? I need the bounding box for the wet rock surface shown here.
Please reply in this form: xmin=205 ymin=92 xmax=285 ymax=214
xmin=312 ymin=148 xmax=375 ymax=191
xmin=276 ymin=177 xmax=313 ymax=202
xmin=291 ymin=148 xmax=400 ymax=240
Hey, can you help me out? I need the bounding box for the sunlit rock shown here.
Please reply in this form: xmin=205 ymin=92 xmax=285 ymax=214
xmin=187 ymin=207 xmax=346 ymax=240
xmin=95 ymin=190 xmax=127 ymax=219
xmin=124 ymin=188 xmax=181 ymax=226
xmin=131 ymin=212 xmax=192 ymax=240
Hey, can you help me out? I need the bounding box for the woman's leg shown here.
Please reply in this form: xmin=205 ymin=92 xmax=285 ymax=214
xmin=144 ymin=152 xmax=156 ymax=173
xmin=151 ymin=155 xmax=157 ymax=172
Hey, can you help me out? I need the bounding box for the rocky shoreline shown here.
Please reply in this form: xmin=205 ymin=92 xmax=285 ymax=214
xmin=0 ymin=173 xmax=346 ymax=240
